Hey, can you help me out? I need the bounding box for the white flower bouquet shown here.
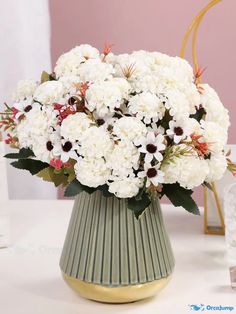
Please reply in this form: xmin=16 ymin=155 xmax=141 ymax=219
xmin=1 ymin=44 xmax=235 ymax=217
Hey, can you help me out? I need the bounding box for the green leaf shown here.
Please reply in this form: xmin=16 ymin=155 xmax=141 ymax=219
xmin=41 ymin=71 xmax=50 ymax=83
xmin=190 ymin=107 xmax=206 ymax=122
xmin=37 ymin=167 xmax=68 ymax=187
xmin=5 ymin=148 xmax=35 ymax=159
xmin=64 ymin=179 xmax=95 ymax=197
xmin=11 ymin=159 xmax=49 ymax=175
xmin=64 ymin=179 xmax=84 ymax=197
xmin=128 ymin=191 xmax=151 ymax=219
xmin=162 ymin=183 xmax=200 ymax=215
xmin=40 ymin=71 xmax=56 ymax=83
xmin=98 ymin=184 xmax=113 ymax=197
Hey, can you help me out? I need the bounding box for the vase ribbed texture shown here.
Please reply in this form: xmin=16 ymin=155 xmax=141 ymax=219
xmin=60 ymin=191 xmax=174 ymax=287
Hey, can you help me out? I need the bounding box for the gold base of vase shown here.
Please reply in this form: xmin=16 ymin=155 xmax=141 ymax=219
xmin=62 ymin=272 xmax=171 ymax=303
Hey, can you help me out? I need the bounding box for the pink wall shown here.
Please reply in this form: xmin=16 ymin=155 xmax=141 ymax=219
xmin=49 ymin=0 xmax=236 ymax=143
xmin=49 ymin=0 xmax=236 ymax=204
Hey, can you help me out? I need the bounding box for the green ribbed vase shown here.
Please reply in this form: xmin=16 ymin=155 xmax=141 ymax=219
xmin=60 ymin=191 xmax=175 ymax=303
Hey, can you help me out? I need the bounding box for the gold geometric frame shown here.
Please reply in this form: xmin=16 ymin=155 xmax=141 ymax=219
xmin=180 ymin=0 xmax=225 ymax=235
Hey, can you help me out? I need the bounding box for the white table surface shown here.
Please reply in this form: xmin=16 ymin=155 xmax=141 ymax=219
xmin=0 ymin=200 xmax=235 ymax=314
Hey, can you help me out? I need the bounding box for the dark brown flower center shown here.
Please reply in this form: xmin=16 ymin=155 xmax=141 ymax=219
xmin=46 ymin=141 xmax=54 ymax=151
xmin=24 ymin=105 xmax=32 ymax=112
xmin=97 ymin=119 xmax=105 ymax=126
xmin=68 ymin=97 xmax=76 ymax=106
xmin=147 ymin=168 xmax=157 ymax=178
xmin=62 ymin=141 xmax=72 ymax=152
xmin=146 ymin=144 xmax=157 ymax=154
xmin=174 ymin=127 xmax=183 ymax=136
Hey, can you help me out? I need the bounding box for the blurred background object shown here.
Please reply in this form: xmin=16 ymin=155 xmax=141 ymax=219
xmin=0 ymin=0 xmax=56 ymax=199
xmin=224 ymin=181 xmax=236 ymax=289
xmin=0 ymin=132 xmax=9 ymax=247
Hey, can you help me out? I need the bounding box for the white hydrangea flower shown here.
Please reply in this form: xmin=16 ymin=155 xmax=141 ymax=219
xmin=128 ymin=92 xmax=165 ymax=124
xmin=186 ymin=118 xmax=202 ymax=135
xmin=60 ymin=113 xmax=92 ymax=142
xmin=201 ymin=120 xmax=227 ymax=153
xmin=86 ymin=79 xmax=124 ymax=117
xmin=12 ymin=79 xmax=38 ymax=101
xmin=112 ymin=53 xmax=149 ymax=80
xmin=131 ymin=74 xmax=158 ymax=93
xmin=55 ymin=44 xmax=100 ymax=77
xmin=164 ymin=89 xmax=191 ymax=119
xmin=113 ymin=116 xmax=147 ymax=142
xmin=71 ymin=44 xmax=100 ymax=59
xmin=161 ymin=145 xmax=209 ymax=189
xmin=59 ymin=75 xmax=81 ymax=94
xmin=33 ymin=81 xmax=65 ymax=105
xmin=107 ymin=140 xmax=140 ymax=177
xmin=108 ymin=176 xmax=142 ymax=198
xmin=206 ymin=153 xmax=228 ymax=182
xmin=79 ymin=126 xmax=113 ymax=159
xmin=112 ymin=77 xmax=131 ymax=99
xmin=181 ymin=83 xmax=200 ymax=114
xmin=78 ymin=59 xmax=114 ymax=83
xmin=199 ymin=83 xmax=230 ymax=131
xmin=16 ymin=104 xmax=57 ymax=149
xmin=75 ymin=157 xmax=110 ymax=187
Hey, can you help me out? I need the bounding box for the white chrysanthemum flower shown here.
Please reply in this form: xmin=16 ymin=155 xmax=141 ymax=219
xmin=79 ymin=126 xmax=113 ymax=159
xmin=113 ymin=116 xmax=147 ymax=142
xmin=199 ymin=83 xmax=230 ymax=131
xmin=161 ymin=145 xmax=209 ymax=189
xmin=78 ymin=59 xmax=114 ymax=83
xmin=54 ymin=139 xmax=80 ymax=162
xmin=201 ymin=120 xmax=227 ymax=153
xmin=33 ymin=81 xmax=65 ymax=105
xmin=107 ymin=140 xmax=140 ymax=177
xmin=32 ymin=130 xmax=61 ymax=163
xmin=55 ymin=44 xmax=100 ymax=77
xmin=108 ymin=176 xmax=142 ymax=198
xmin=128 ymin=92 xmax=165 ymax=124
xmin=60 ymin=113 xmax=92 ymax=142
xmin=86 ymin=79 xmax=124 ymax=117
xmin=166 ymin=119 xmax=191 ymax=144
xmin=206 ymin=153 xmax=228 ymax=182
xmin=12 ymin=100 xmax=35 ymax=120
xmin=138 ymin=163 xmax=165 ymax=187
xmin=75 ymin=157 xmax=110 ymax=187
xmin=138 ymin=132 xmax=165 ymax=163
xmin=12 ymin=79 xmax=38 ymax=101
xmin=16 ymin=104 xmax=57 ymax=149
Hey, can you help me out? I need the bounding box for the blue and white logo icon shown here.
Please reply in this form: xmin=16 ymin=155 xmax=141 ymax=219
xmin=189 ymin=304 xmax=205 ymax=311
